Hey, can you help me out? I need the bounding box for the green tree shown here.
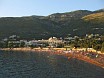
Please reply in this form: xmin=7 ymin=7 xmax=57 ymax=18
xmin=8 ymin=42 xmax=14 ymax=49
xmin=19 ymin=42 xmax=25 ymax=47
xmin=93 ymin=44 xmax=102 ymax=51
xmin=101 ymin=42 xmax=104 ymax=53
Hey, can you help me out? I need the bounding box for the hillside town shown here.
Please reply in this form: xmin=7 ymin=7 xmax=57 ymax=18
xmin=0 ymin=34 xmax=104 ymax=68
xmin=0 ymin=34 xmax=104 ymax=52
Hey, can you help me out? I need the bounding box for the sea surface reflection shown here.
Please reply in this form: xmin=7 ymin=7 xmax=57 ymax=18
xmin=0 ymin=50 xmax=104 ymax=78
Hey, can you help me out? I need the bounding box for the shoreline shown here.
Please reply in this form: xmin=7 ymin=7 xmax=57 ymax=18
xmin=0 ymin=47 xmax=104 ymax=68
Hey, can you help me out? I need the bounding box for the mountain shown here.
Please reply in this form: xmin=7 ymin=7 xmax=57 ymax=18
xmin=82 ymin=12 xmax=104 ymax=23
xmin=93 ymin=8 xmax=104 ymax=13
xmin=0 ymin=9 xmax=104 ymax=40
xmin=42 ymin=10 xmax=92 ymax=22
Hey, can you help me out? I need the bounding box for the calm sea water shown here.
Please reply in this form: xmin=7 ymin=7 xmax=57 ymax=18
xmin=0 ymin=50 xmax=104 ymax=78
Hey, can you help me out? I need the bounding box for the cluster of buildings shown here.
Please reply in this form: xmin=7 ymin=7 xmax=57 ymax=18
xmin=0 ymin=35 xmax=64 ymax=48
xmin=0 ymin=34 xmax=102 ymax=48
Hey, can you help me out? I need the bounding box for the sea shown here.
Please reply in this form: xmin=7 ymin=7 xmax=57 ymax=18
xmin=0 ymin=50 xmax=104 ymax=78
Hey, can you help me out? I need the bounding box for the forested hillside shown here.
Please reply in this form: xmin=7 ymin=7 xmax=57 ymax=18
xmin=0 ymin=9 xmax=104 ymax=39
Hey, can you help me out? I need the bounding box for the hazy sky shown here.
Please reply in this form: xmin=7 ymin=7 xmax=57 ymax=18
xmin=0 ymin=0 xmax=104 ymax=17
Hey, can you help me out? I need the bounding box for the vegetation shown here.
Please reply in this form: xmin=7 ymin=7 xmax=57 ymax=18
xmin=0 ymin=9 xmax=104 ymax=52
xmin=82 ymin=12 xmax=104 ymax=23
xmin=0 ymin=9 xmax=104 ymax=40
xmin=101 ymin=42 xmax=104 ymax=53
xmin=67 ymin=35 xmax=104 ymax=52
xmin=0 ymin=34 xmax=104 ymax=52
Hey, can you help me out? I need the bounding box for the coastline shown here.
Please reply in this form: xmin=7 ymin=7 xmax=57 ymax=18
xmin=0 ymin=47 xmax=104 ymax=68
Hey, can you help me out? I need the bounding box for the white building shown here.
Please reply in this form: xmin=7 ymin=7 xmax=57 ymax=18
xmin=39 ymin=37 xmax=64 ymax=47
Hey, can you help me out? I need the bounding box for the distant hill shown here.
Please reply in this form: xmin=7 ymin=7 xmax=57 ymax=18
xmin=93 ymin=8 xmax=104 ymax=13
xmin=0 ymin=9 xmax=104 ymax=40
xmin=82 ymin=12 xmax=104 ymax=23
xmin=41 ymin=10 xmax=93 ymax=25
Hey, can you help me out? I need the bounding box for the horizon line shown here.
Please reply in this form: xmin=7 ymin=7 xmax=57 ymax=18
xmin=0 ymin=8 xmax=103 ymax=18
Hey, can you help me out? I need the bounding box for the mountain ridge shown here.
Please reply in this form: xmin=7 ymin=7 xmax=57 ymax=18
xmin=0 ymin=9 xmax=104 ymax=39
